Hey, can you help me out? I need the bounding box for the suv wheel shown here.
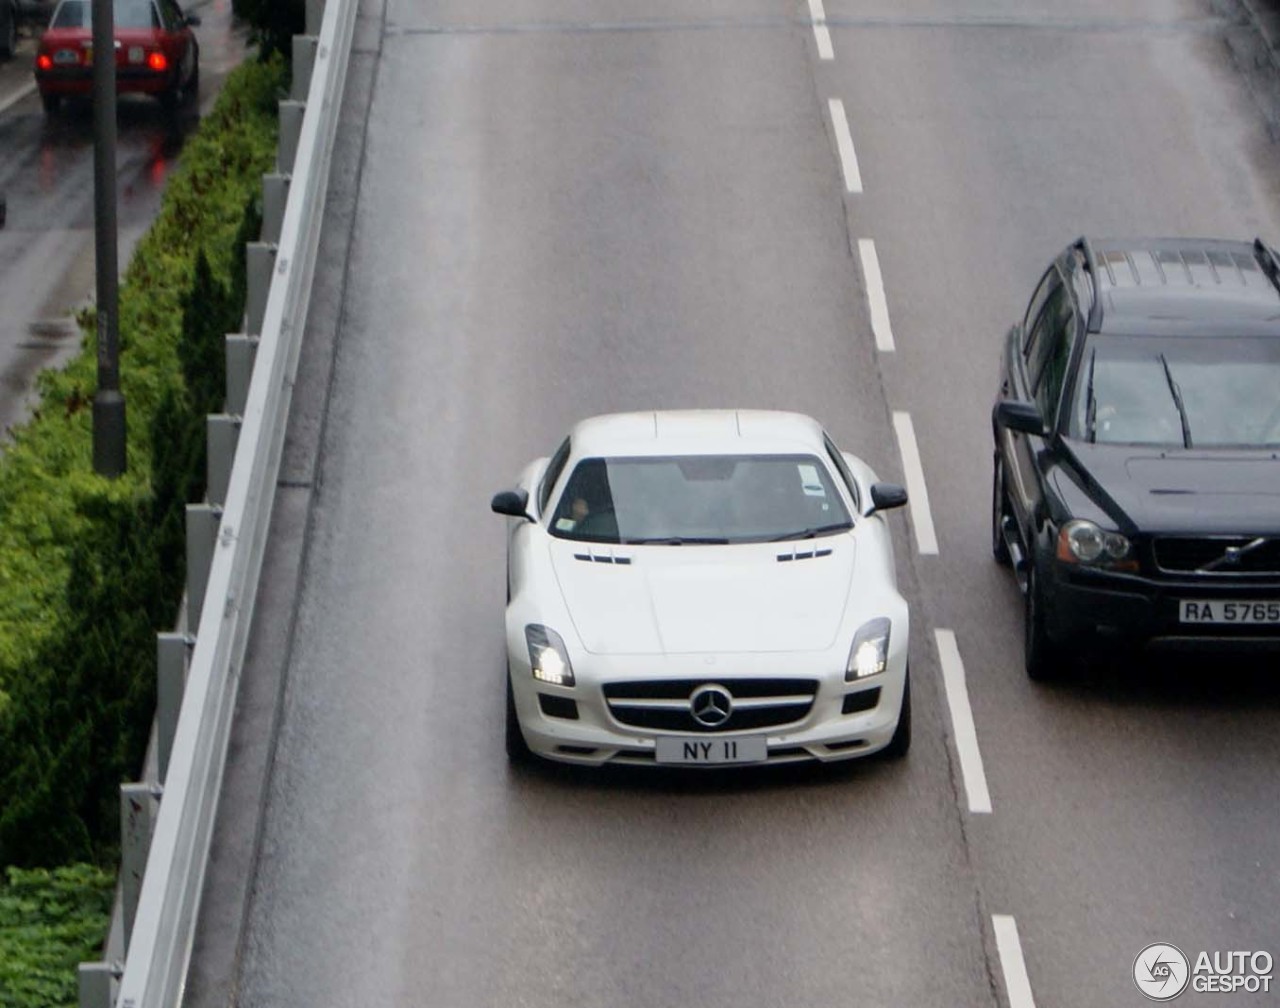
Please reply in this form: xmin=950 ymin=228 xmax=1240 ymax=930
xmin=991 ymin=455 xmax=1012 ymax=565
xmin=1024 ymin=565 xmax=1069 ymax=681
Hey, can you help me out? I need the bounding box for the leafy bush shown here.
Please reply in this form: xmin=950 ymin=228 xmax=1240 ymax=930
xmin=0 ymin=864 xmax=115 ymax=1008
xmin=0 ymin=53 xmax=286 ymax=868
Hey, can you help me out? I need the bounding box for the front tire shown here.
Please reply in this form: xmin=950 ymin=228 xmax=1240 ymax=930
xmin=1024 ymin=565 xmax=1069 ymax=682
xmin=992 ymin=454 xmax=1012 ymax=565
xmin=505 ymin=672 xmax=534 ymax=765
xmin=881 ymin=669 xmax=911 ymax=758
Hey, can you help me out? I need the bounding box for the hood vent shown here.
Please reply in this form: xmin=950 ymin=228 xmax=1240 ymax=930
xmin=572 ymin=549 xmax=632 ymax=566
xmin=777 ymin=548 xmax=833 ymax=563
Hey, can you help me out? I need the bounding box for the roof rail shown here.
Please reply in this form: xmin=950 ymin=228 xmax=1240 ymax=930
xmin=1253 ymin=237 xmax=1280 ymax=294
xmin=1077 ymin=235 xmax=1104 ymax=331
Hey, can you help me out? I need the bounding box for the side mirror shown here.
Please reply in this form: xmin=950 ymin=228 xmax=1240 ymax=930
xmin=994 ymin=399 xmax=1046 ymax=437
xmin=491 ymin=489 xmax=533 ymax=521
xmin=866 ymin=482 xmax=908 ymax=516
xmin=185 ymin=13 xmax=201 ymax=25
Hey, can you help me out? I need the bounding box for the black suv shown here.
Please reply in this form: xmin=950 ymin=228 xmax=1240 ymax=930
xmin=992 ymin=237 xmax=1280 ymax=679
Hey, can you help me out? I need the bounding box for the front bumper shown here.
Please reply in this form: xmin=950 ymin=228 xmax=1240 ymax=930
xmin=1042 ymin=562 xmax=1280 ymax=653
xmin=509 ymin=658 xmax=906 ymax=768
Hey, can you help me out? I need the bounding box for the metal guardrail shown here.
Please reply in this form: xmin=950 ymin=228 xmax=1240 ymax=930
xmin=110 ymin=0 xmax=357 ymax=1003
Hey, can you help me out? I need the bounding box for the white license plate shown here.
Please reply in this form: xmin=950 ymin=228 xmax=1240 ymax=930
xmin=654 ymin=736 xmax=767 ymax=765
xmin=1179 ymin=600 xmax=1280 ymax=625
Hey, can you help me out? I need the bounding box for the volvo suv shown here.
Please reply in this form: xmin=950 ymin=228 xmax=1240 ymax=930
xmin=992 ymin=237 xmax=1280 ymax=679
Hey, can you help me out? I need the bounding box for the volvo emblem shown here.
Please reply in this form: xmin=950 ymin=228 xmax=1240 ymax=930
xmin=1202 ymin=537 xmax=1267 ymax=572
xmin=690 ymin=684 xmax=733 ymax=728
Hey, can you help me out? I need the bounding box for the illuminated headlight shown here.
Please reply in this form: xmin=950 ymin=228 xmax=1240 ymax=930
xmin=846 ymin=617 xmax=890 ymax=680
xmin=525 ymin=624 xmax=575 ymax=686
xmin=1057 ymin=519 xmax=1133 ymax=568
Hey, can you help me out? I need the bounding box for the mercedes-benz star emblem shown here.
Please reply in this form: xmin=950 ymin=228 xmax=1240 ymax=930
xmin=690 ymin=684 xmax=733 ymax=728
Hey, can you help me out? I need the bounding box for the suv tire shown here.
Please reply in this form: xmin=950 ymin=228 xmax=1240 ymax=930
xmin=1024 ymin=565 xmax=1070 ymax=681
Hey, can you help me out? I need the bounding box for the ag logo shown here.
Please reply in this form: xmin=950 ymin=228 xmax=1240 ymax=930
xmin=1134 ymin=943 xmax=1190 ymax=1001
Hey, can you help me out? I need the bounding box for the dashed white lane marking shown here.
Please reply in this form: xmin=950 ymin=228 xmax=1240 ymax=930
xmin=934 ymin=629 xmax=993 ymax=814
xmin=0 ymin=81 xmax=36 ymax=117
xmin=828 ymin=98 xmax=863 ymax=194
xmin=891 ymin=411 xmax=939 ymax=555
xmin=807 ymin=0 xmax=834 ymax=59
xmin=857 ymin=239 xmax=894 ymax=351
xmin=993 ymin=915 xmax=1039 ymax=1008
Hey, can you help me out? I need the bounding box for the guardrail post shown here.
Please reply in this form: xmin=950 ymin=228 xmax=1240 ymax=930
xmin=121 ymin=784 xmax=160 ymax=955
xmin=207 ymin=414 xmax=241 ymax=508
xmin=261 ymin=173 xmax=290 ymax=245
xmin=245 ymin=242 xmax=278 ymax=337
xmin=185 ymin=504 xmax=221 ymax=632
xmin=156 ymin=633 xmax=192 ymax=785
xmin=78 ymin=961 xmax=120 ymax=1008
xmin=278 ymin=100 xmax=306 ymax=175
xmin=292 ymin=36 xmax=319 ymax=100
xmin=226 ymin=334 xmax=259 ymax=414
xmin=305 ymin=0 xmax=324 ymax=34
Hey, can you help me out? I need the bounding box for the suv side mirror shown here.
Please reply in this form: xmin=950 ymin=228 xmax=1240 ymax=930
xmin=866 ymin=482 xmax=908 ymax=516
xmin=491 ymin=489 xmax=533 ymax=521
xmin=995 ymin=399 xmax=1046 ymax=437
xmin=184 ymin=13 xmax=201 ymax=25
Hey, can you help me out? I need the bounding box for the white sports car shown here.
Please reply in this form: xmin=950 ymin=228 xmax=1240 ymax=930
xmin=491 ymin=410 xmax=912 ymax=768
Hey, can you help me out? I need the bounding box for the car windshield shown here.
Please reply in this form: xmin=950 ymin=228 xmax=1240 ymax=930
xmin=549 ymin=454 xmax=853 ymax=544
xmin=52 ymin=0 xmax=158 ymax=28
xmin=1068 ymin=334 xmax=1280 ymax=448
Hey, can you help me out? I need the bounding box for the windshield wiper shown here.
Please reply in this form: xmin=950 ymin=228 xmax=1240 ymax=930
xmin=622 ymin=536 xmax=730 ymax=545
xmin=769 ymin=522 xmax=854 ymax=542
xmin=1158 ymin=352 xmax=1193 ymax=448
xmin=1084 ymin=348 xmax=1098 ymax=443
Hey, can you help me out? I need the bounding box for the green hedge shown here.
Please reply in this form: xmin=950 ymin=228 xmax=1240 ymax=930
xmin=0 ymin=865 xmax=115 ymax=1008
xmin=0 ymin=53 xmax=287 ymax=870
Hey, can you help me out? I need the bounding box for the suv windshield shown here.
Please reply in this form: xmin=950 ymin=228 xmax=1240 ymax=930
xmin=1069 ymin=334 xmax=1280 ymax=447
xmin=549 ymin=454 xmax=853 ymax=544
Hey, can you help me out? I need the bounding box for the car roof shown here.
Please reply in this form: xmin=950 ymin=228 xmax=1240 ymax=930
xmin=567 ymin=410 xmax=829 ymax=458
xmin=1083 ymin=237 xmax=1280 ymax=336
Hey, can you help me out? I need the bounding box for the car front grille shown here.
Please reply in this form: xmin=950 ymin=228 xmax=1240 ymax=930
xmin=1153 ymin=536 xmax=1280 ymax=576
xmin=602 ymin=678 xmax=818 ymax=733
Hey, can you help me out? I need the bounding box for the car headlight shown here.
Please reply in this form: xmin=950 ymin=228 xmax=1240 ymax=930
xmin=1056 ymin=519 xmax=1135 ymax=569
xmin=846 ymin=617 xmax=890 ymax=680
xmin=525 ymin=624 xmax=575 ymax=686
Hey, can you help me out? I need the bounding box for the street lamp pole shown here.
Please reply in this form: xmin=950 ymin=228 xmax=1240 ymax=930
xmin=91 ymin=0 xmax=125 ymax=476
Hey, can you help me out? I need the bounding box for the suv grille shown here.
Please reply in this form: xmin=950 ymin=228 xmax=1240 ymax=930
xmin=1153 ymin=536 xmax=1280 ymax=576
xmin=603 ymin=678 xmax=818 ymax=733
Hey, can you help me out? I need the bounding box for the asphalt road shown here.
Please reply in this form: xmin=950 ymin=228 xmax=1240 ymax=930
xmin=0 ymin=0 xmax=247 ymax=438
xmin=198 ymin=2 xmax=1280 ymax=1007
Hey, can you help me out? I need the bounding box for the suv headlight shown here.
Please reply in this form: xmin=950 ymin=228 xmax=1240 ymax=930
xmin=525 ymin=624 xmax=575 ymax=686
xmin=1056 ymin=519 xmax=1135 ymax=569
xmin=846 ymin=617 xmax=890 ymax=680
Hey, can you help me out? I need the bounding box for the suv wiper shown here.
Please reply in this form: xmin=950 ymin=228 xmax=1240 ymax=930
xmin=622 ymin=536 xmax=730 ymax=545
xmin=1158 ymin=352 xmax=1193 ymax=448
xmin=769 ymin=522 xmax=854 ymax=542
xmin=1084 ymin=348 xmax=1098 ymax=443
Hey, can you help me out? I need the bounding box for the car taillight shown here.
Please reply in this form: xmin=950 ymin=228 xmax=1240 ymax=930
xmin=147 ymin=51 xmax=167 ymax=71
xmin=36 ymin=53 xmax=53 ymax=70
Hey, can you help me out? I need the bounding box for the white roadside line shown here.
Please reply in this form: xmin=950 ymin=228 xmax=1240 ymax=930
xmin=857 ymin=239 xmax=894 ymax=351
xmin=827 ymin=98 xmax=862 ymax=193
xmin=934 ymin=629 xmax=992 ymax=813
xmin=891 ymin=411 xmax=939 ymax=554
xmin=807 ymin=0 xmax=834 ymax=60
xmin=0 ymin=81 xmax=37 ymax=117
xmin=992 ymin=915 xmax=1039 ymax=1008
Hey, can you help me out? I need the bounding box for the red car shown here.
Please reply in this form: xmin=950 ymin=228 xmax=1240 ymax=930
xmin=34 ymin=0 xmax=199 ymax=114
